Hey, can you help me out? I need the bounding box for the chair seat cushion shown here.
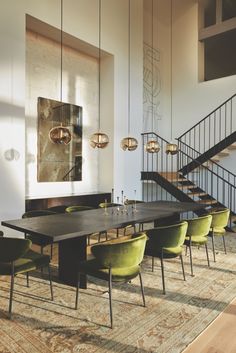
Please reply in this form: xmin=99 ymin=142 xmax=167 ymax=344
xmin=79 ymin=258 xmax=140 ymax=282
xmin=209 ymin=227 xmax=226 ymax=235
xmin=145 ymin=245 xmax=183 ymax=258
xmin=185 ymin=235 xmax=207 ymax=245
xmin=0 ymin=250 xmax=50 ymax=275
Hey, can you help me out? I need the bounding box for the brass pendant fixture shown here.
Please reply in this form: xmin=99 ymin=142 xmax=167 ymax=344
xmin=165 ymin=0 xmax=178 ymax=155
xmin=49 ymin=0 xmax=71 ymax=146
xmin=146 ymin=0 xmax=159 ymax=154
xmin=146 ymin=139 xmax=160 ymax=153
xmin=49 ymin=124 xmax=71 ymax=145
xmin=121 ymin=137 xmax=138 ymax=151
xmin=90 ymin=0 xmax=109 ymax=149
xmin=120 ymin=0 xmax=138 ymax=152
xmin=90 ymin=132 xmax=109 ymax=149
xmin=166 ymin=142 xmax=178 ymax=155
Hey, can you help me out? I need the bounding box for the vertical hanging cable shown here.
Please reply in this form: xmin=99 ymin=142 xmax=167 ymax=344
xmin=98 ymin=0 xmax=101 ymax=131
xmin=60 ymin=0 xmax=63 ymax=103
xmin=170 ymin=0 xmax=173 ymax=141
xmin=120 ymin=0 xmax=138 ymax=151
xmin=151 ymin=0 xmax=154 ymax=133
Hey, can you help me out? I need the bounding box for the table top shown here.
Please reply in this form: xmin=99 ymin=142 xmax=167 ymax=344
xmin=1 ymin=201 xmax=205 ymax=242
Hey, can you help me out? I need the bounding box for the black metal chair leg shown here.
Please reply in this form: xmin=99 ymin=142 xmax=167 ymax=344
xmin=222 ymin=235 xmax=227 ymax=254
xmin=9 ymin=263 xmax=15 ymax=319
xmin=188 ymin=242 xmax=194 ymax=277
xmin=160 ymin=252 xmax=166 ymax=295
xmin=50 ymin=244 xmax=53 ymax=259
xmin=108 ymin=268 xmax=113 ymax=329
xmin=75 ymin=273 xmax=80 ymax=310
xmin=116 ymin=229 xmax=119 ymax=238
xmin=211 ymin=232 xmax=216 ymax=262
xmin=48 ymin=265 xmax=54 ymax=301
xmin=139 ymin=272 xmax=146 ymax=307
xmin=152 ymin=257 xmax=154 ymax=272
xmin=26 ymin=272 xmax=29 ymax=287
xmin=205 ymin=243 xmax=210 ymax=267
xmin=180 ymin=255 xmax=186 ymax=281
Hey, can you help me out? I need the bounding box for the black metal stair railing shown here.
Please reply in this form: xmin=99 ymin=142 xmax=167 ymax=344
xmin=142 ymin=132 xmax=236 ymax=223
xmin=178 ymin=140 xmax=236 ymax=186
xmin=177 ymin=94 xmax=236 ymax=155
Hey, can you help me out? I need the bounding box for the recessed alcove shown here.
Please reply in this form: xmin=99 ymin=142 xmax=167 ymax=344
xmin=25 ymin=14 xmax=114 ymax=199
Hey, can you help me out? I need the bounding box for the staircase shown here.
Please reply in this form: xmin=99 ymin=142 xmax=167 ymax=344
xmin=141 ymin=132 xmax=236 ymax=228
xmin=177 ymin=94 xmax=236 ymax=174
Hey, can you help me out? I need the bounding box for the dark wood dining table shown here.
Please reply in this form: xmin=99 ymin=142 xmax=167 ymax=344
xmin=1 ymin=201 xmax=205 ymax=288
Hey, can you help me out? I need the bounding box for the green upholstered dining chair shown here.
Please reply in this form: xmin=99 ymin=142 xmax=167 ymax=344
xmin=146 ymin=221 xmax=188 ymax=295
xmin=99 ymin=202 xmax=136 ymax=238
xmin=207 ymin=208 xmax=230 ymax=262
xmin=75 ymin=232 xmax=147 ymax=328
xmin=184 ymin=214 xmax=212 ymax=276
xmin=22 ymin=210 xmax=56 ymax=258
xmin=0 ymin=237 xmax=53 ymax=319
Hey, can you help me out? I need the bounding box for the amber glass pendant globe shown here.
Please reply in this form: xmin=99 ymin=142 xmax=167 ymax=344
xmin=165 ymin=142 xmax=178 ymax=155
xmin=49 ymin=126 xmax=71 ymax=145
xmin=121 ymin=137 xmax=138 ymax=151
xmin=146 ymin=139 xmax=160 ymax=153
xmin=90 ymin=132 xmax=109 ymax=149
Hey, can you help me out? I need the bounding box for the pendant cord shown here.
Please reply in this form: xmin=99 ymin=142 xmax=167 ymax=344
xmin=98 ymin=0 xmax=101 ymax=131
xmin=170 ymin=0 xmax=173 ymax=141
xmin=60 ymin=0 xmax=63 ymax=103
xmin=128 ymin=0 xmax=131 ymax=136
xmin=151 ymin=0 xmax=154 ymax=133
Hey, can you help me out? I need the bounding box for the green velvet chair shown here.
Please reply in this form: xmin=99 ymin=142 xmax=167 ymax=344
xmin=207 ymin=208 xmax=230 ymax=262
xmin=99 ymin=202 xmax=136 ymax=238
xmin=22 ymin=210 xmax=56 ymax=258
xmin=0 ymin=237 xmax=53 ymax=319
xmin=75 ymin=232 xmax=147 ymax=328
xmin=184 ymin=214 xmax=212 ymax=276
xmin=146 ymin=221 xmax=188 ymax=295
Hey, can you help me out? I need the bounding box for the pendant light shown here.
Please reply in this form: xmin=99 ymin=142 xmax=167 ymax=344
xmin=146 ymin=0 xmax=160 ymax=154
xmin=90 ymin=0 xmax=109 ymax=149
xmin=49 ymin=0 xmax=72 ymax=145
xmin=166 ymin=0 xmax=178 ymax=155
xmin=121 ymin=0 xmax=138 ymax=151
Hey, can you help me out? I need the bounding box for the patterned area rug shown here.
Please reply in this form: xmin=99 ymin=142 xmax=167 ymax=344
xmin=0 ymin=233 xmax=236 ymax=353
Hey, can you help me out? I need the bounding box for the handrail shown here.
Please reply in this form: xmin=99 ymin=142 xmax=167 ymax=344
xmin=142 ymin=132 xmax=236 ymax=188
xmin=178 ymin=140 xmax=236 ymax=180
xmin=178 ymin=93 xmax=236 ymax=139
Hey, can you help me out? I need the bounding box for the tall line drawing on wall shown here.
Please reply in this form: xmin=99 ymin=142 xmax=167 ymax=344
xmin=143 ymin=42 xmax=162 ymax=132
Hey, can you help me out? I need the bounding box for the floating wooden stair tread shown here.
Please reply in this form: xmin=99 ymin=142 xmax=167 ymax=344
xmin=217 ymin=149 xmax=230 ymax=157
xmin=159 ymin=172 xmax=185 ymax=182
xmin=177 ymin=185 xmax=195 ymax=190
xmin=187 ymin=192 xmax=207 ymax=197
xmin=196 ymin=199 xmax=218 ymax=205
xmin=228 ymin=143 xmax=236 ymax=150
xmin=210 ymin=157 xmax=220 ymax=162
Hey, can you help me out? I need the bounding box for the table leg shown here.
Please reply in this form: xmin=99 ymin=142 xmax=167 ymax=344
xmin=58 ymin=235 xmax=87 ymax=288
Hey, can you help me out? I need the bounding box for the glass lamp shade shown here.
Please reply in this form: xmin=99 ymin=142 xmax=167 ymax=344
xmin=49 ymin=126 xmax=71 ymax=145
xmin=90 ymin=132 xmax=109 ymax=149
xmin=165 ymin=142 xmax=178 ymax=155
xmin=145 ymin=139 xmax=160 ymax=153
xmin=121 ymin=137 xmax=138 ymax=151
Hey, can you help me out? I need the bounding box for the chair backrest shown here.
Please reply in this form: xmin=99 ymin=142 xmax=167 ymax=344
xmin=98 ymin=202 xmax=120 ymax=208
xmin=186 ymin=214 xmax=212 ymax=237
xmin=47 ymin=205 xmax=68 ymax=213
xmin=0 ymin=237 xmax=31 ymax=263
xmin=65 ymin=205 xmax=92 ymax=213
xmin=22 ymin=210 xmax=56 ymax=218
xmin=210 ymin=208 xmax=230 ymax=229
xmin=91 ymin=232 xmax=147 ymax=268
xmin=146 ymin=221 xmax=188 ymax=248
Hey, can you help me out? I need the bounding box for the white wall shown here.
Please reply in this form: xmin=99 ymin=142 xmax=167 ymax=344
xmin=0 ymin=0 xmax=143 ymax=233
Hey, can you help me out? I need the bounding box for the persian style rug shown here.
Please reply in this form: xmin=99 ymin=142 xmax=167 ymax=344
xmin=0 ymin=233 xmax=236 ymax=353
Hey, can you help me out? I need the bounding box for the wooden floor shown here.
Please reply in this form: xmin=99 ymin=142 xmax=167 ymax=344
xmin=183 ymin=297 xmax=236 ymax=353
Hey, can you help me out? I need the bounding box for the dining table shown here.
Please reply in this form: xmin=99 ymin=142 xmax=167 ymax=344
xmin=1 ymin=200 xmax=205 ymax=288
